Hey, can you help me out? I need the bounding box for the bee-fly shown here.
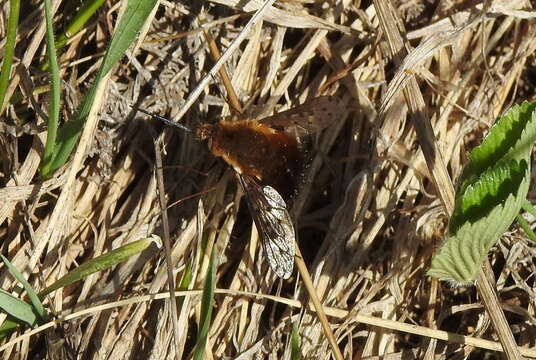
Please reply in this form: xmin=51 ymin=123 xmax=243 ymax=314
xmin=137 ymin=96 xmax=342 ymax=279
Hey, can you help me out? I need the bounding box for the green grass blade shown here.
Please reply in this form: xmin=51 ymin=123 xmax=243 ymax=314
xmin=40 ymin=0 xmax=62 ymax=174
xmin=176 ymin=261 xmax=193 ymax=308
xmin=0 ymin=254 xmax=46 ymax=321
xmin=0 ymin=0 xmax=20 ymax=113
xmin=39 ymin=237 xmax=155 ymax=298
xmin=42 ymin=0 xmax=107 ymax=71
xmin=0 ymin=289 xmax=38 ymax=327
xmin=290 ymin=322 xmax=302 ymax=360
xmin=520 ymin=199 xmax=536 ymax=242
xmin=516 ymin=213 xmax=536 ymax=243
xmin=193 ymin=247 xmax=217 ymax=360
xmin=56 ymin=0 xmax=106 ymax=51
xmin=39 ymin=81 xmax=95 ymax=178
xmin=0 ymin=319 xmax=19 ymax=339
xmin=39 ymin=0 xmax=158 ymax=178
xmin=0 ymin=237 xmax=155 ymax=340
xmin=522 ymin=199 xmax=536 ymax=218
xmin=98 ymin=0 xmax=158 ymax=76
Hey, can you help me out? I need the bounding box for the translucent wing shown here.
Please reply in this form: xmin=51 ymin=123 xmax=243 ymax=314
xmin=238 ymin=174 xmax=295 ymax=279
xmin=259 ymin=96 xmax=343 ymax=133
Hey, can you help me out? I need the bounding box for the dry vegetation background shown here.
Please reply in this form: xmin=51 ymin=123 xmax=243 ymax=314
xmin=2 ymin=0 xmax=536 ymax=359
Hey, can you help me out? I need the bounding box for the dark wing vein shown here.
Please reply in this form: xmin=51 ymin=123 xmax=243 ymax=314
xmin=258 ymin=96 xmax=343 ymax=133
xmin=239 ymin=174 xmax=295 ymax=279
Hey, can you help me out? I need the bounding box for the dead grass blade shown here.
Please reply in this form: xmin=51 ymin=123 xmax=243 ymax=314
xmin=4 ymin=0 xmax=536 ymax=358
xmin=171 ymin=0 xmax=277 ymax=124
xmin=4 ymin=288 xmax=536 ymax=358
xmin=294 ymin=247 xmax=344 ymax=360
xmin=153 ymin=134 xmax=181 ymax=359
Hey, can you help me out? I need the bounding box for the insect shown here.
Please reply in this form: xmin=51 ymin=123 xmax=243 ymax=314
xmin=137 ymin=96 xmax=342 ymax=278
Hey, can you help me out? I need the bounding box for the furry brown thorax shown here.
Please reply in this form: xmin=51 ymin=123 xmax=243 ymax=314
xmin=195 ymin=120 xmax=301 ymax=199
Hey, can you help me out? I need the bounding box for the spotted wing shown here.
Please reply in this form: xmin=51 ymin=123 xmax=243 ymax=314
xmin=238 ymin=174 xmax=295 ymax=279
xmin=259 ymin=96 xmax=343 ymax=133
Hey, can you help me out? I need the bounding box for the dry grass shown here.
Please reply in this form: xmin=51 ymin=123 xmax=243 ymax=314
xmin=2 ymin=0 xmax=536 ymax=359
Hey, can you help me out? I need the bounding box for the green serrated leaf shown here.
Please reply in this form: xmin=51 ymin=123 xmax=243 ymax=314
xmin=458 ymin=102 xmax=536 ymax=191
xmin=429 ymin=102 xmax=536 ymax=282
xmin=429 ymin=183 xmax=529 ymax=281
xmin=450 ymin=159 xmax=527 ymax=232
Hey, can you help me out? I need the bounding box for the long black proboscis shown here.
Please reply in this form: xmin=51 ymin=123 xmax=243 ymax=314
xmin=135 ymin=107 xmax=193 ymax=133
